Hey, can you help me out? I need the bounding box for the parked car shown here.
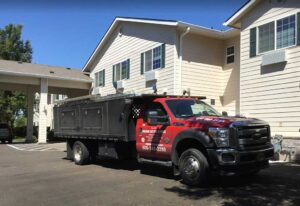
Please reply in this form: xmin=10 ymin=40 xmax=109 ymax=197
xmin=0 ymin=123 xmax=13 ymax=144
xmin=54 ymin=94 xmax=274 ymax=186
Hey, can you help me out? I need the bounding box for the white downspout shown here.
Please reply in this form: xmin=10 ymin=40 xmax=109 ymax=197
xmin=179 ymin=27 xmax=190 ymax=95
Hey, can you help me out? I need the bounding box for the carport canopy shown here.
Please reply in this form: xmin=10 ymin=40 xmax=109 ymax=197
xmin=0 ymin=59 xmax=92 ymax=143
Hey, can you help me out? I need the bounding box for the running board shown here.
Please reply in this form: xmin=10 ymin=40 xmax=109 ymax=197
xmin=138 ymin=157 xmax=172 ymax=167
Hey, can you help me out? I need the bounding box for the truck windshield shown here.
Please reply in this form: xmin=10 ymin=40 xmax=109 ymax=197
xmin=166 ymin=99 xmax=221 ymax=118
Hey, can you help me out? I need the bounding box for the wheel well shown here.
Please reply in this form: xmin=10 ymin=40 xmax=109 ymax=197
xmin=174 ymin=138 xmax=209 ymax=165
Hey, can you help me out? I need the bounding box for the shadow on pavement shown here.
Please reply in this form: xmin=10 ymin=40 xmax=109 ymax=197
xmin=65 ymin=158 xmax=177 ymax=180
xmin=164 ymin=163 xmax=300 ymax=206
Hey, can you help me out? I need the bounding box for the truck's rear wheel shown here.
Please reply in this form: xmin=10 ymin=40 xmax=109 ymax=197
xmin=179 ymin=148 xmax=209 ymax=186
xmin=73 ymin=141 xmax=90 ymax=165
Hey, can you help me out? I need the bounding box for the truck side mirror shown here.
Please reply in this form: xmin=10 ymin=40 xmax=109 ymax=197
xmin=146 ymin=110 xmax=170 ymax=126
xmin=222 ymin=111 xmax=228 ymax=117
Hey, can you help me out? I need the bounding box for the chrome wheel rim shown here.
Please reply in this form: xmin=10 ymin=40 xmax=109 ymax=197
xmin=74 ymin=145 xmax=82 ymax=162
xmin=183 ymin=156 xmax=200 ymax=179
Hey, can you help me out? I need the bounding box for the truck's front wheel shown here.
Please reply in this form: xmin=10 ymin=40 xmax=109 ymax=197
xmin=73 ymin=141 xmax=90 ymax=165
xmin=179 ymin=148 xmax=209 ymax=186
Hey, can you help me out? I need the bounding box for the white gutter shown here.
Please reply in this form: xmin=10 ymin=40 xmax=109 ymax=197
xmin=178 ymin=27 xmax=191 ymax=95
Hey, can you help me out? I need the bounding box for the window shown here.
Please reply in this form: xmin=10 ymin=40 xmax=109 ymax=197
xmin=152 ymin=46 xmax=161 ymax=69
xmin=166 ymin=100 xmax=220 ymax=118
xmin=277 ymin=15 xmax=296 ymax=49
xmin=226 ymin=46 xmax=235 ymax=64
xmin=259 ymin=22 xmax=275 ymax=53
xmin=254 ymin=14 xmax=298 ymax=56
xmin=95 ymin=69 xmax=105 ymax=87
xmin=113 ymin=59 xmax=130 ymax=82
xmin=141 ymin=44 xmax=165 ymax=74
xmin=144 ymin=102 xmax=168 ymax=123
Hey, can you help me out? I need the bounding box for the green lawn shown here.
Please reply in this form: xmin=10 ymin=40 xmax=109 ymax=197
xmin=13 ymin=136 xmax=26 ymax=143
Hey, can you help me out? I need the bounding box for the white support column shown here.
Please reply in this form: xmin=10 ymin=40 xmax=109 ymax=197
xmin=38 ymin=78 xmax=48 ymax=143
xmin=26 ymin=86 xmax=35 ymax=143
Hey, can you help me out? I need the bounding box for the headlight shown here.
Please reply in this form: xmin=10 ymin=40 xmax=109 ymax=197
xmin=208 ymin=127 xmax=229 ymax=147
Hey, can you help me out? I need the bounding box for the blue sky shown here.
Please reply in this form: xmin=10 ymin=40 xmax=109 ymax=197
xmin=0 ymin=0 xmax=247 ymax=69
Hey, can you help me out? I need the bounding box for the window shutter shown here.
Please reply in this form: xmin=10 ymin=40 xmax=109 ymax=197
xmin=297 ymin=12 xmax=300 ymax=45
xmin=250 ymin=27 xmax=257 ymax=57
xmin=112 ymin=65 xmax=116 ymax=83
xmin=127 ymin=59 xmax=130 ymax=79
xmin=161 ymin=43 xmax=165 ymax=68
xmin=140 ymin=53 xmax=144 ymax=75
xmin=103 ymin=70 xmax=105 ymax=86
xmin=95 ymin=73 xmax=98 ymax=87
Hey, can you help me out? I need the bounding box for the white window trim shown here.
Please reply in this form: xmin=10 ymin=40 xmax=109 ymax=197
xmin=95 ymin=69 xmax=105 ymax=87
xmin=257 ymin=13 xmax=298 ymax=55
xmin=142 ymin=44 xmax=164 ymax=74
xmin=226 ymin=45 xmax=235 ymax=64
xmin=114 ymin=59 xmax=129 ymax=81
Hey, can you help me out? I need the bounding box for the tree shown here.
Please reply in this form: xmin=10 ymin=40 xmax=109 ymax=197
xmin=0 ymin=24 xmax=32 ymax=131
xmin=0 ymin=24 xmax=32 ymax=62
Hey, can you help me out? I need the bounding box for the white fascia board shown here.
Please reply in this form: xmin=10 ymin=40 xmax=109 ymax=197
xmin=223 ymin=0 xmax=257 ymax=27
xmin=178 ymin=21 xmax=222 ymax=33
xmin=116 ymin=17 xmax=178 ymax=26
xmin=0 ymin=69 xmax=92 ymax=83
xmin=178 ymin=21 xmax=239 ymax=39
xmin=82 ymin=18 xmax=119 ymax=72
xmin=82 ymin=17 xmax=178 ymax=72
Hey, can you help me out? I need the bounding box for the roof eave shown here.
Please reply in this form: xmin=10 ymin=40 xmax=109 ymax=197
xmin=0 ymin=69 xmax=92 ymax=83
xmin=223 ymin=0 xmax=258 ymax=28
xmin=177 ymin=22 xmax=239 ymax=39
xmin=82 ymin=17 xmax=178 ymax=72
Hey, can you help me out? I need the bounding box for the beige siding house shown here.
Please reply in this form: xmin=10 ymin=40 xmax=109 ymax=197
xmin=225 ymin=0 xmax=300 ymax=141
xmin=83 ymin=18 xmax=240 ymax=116
xmin=83 ymin=0 xmax=300 ymax=146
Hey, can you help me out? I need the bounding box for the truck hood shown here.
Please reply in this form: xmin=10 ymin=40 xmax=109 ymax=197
xmin=184 ymin=116 xmax=269 ymax=128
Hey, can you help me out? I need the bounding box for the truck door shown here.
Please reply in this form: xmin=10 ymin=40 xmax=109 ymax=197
xmin=136 ymin=102 xmax=172 ymax=160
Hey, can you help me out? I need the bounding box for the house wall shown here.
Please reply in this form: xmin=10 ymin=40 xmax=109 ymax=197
xmin=90 ymin=22 xmax=177 ymax=95
xmin=240 ymin=0 xmax=300 ymax=138
xmin=89 ymin=21 xmax=241 ymax=115
xmin=180 ymin=33 xmax=240 ymax=114
xmin=223 ymin=35 xmax=240 ymax=115
xmin=181 ymin=33 xmax=224 ymax=111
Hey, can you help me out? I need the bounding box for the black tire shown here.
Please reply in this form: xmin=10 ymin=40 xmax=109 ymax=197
xmin=73 ymin=141 xmax=90 ymax=165
xmin=66 ymin=140 xmax=74 ymax=161
xmin=179 ymin=148 xmax=209 ymax=186
xmin=8 ymin=139 xmax=12 ymax=144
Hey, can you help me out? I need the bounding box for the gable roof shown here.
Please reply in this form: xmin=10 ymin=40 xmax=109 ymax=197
xmin=224 ymin=0 xmax=261 ymax=28
xmin=82 ymin=17 xmax=239 ymax=72
xmin=0 ymin=59 xmax=91 ymax=83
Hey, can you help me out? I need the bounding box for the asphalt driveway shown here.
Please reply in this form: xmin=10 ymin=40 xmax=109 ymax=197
xmin=0 ymin=144 xmax=300 ymax=206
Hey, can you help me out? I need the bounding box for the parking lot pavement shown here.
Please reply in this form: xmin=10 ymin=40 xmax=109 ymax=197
xmin=7 ymin=142 xmax=66 ymax=152
xmin=0 ymin=144 xmax=300 ymax=206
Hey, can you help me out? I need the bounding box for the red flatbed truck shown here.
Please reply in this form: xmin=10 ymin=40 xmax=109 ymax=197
xmin=53 ymin=94 xmax=274 ymax=186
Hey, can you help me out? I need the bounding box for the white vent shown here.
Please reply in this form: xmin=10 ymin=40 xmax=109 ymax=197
xmin=117 ymin=80 xmax=125 ymax=89
xmin=145 ymin=70 xmax=159 ymax=82
xmin=261 ymin=50 xmax=287 ymax=66
xmin=93 ymin=87 xmax=102 ymax=95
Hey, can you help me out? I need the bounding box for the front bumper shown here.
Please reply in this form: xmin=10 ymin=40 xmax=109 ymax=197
xmin=207 ymin=146 xmax=274 ymax=175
